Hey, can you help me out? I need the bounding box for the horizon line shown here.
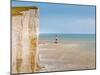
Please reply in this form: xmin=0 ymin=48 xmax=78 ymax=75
xmin=39 ymin=33 xmax=96 ymax=34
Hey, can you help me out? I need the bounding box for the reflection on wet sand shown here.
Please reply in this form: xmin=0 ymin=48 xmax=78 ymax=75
xmin=38 ymin=40 xmax=95 ymax=72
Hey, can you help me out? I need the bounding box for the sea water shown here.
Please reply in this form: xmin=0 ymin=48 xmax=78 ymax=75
xmin=39 ymin=33 xmax=95 ymax=41
xmin=39 ymin=34 xmax=95 ymax=51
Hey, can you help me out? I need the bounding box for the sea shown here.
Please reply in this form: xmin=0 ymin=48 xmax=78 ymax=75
xmin=39 ymin=33 xmax=95 ymax=41
xmin=39 ymin=33 xmax=96 ymax=51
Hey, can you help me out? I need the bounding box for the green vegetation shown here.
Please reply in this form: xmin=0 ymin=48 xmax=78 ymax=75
xmin=12 ymin=6 xmax=38 ymax=16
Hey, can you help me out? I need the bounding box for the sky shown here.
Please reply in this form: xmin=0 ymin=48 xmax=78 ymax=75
xmin=12 ymin=1 xmax=96 ymax=34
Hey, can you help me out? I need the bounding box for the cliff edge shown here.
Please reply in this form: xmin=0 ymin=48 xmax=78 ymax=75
xmin=12 ymin=6 xmax=39 ymax=74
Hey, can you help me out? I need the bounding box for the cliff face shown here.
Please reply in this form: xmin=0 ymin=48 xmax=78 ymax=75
xmin=12 ymin=7 xmax=39 ymax=74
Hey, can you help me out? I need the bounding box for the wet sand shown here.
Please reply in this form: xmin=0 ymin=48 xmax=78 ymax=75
xmin=38 ymin=41 xmax=95 ymax=72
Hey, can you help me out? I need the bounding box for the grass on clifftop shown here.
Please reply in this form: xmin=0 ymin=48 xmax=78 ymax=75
xmin=12 ymin=6 xmax=38 ymax=16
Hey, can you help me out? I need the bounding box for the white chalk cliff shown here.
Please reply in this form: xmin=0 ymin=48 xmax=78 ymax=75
xmin=12 ymin=7 xmax=39 ymax=74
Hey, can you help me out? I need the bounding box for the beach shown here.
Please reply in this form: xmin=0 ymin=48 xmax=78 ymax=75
xmin=38 ymin=34 xmax=96 ymax=72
